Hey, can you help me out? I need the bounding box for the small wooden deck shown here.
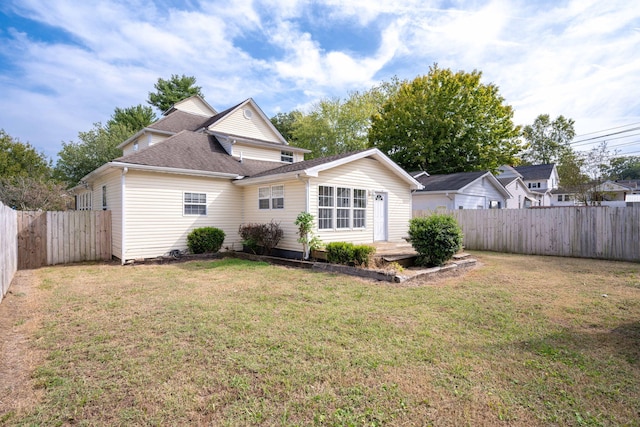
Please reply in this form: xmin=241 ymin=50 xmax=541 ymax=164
xmin=371 ymin=241 xmax=418 ymax=267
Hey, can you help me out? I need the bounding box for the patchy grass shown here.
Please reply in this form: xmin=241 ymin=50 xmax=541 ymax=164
xmin=3 ymin=253 xmax=640 ymax=426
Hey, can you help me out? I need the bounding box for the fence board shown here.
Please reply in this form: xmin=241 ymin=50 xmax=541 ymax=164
xmin=1 ymin=202 xmax=18 ymax=302
xmin=16 ymin=211 xmax=111 ymax=269
xmin=414 ymin=207 xmax=640 ymax=262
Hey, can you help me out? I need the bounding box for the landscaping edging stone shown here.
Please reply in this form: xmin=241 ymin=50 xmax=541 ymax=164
xmin=126 ymin=250 xmax=477 ymax=283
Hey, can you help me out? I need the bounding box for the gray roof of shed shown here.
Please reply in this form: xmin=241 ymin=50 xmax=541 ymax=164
xmin=415 ymin=171 xmax=487 ymax=192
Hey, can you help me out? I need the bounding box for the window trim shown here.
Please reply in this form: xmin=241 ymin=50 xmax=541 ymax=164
xmin=258 ymin=185 xmax=285 ymax=210
xmin=318 ymin=185 xmax=367 ymax=230
xmin=280 ymin=150 xmax=294 ymax=163
xmin=183 ymin=192 xmax=207 ymax=216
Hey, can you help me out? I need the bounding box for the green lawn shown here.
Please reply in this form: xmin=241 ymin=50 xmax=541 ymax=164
xmin=2 ymin=253 xmax=640 ymax=426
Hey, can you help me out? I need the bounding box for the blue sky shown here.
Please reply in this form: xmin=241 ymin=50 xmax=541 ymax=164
xmin=1 ymin=0 xmax=639 ymax=161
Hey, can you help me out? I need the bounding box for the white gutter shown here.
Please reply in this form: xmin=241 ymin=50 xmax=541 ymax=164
xmin=108 ymin=162 xmax=240 ymax=179
xmin=233 ymin=170 xmax=314 ymax=186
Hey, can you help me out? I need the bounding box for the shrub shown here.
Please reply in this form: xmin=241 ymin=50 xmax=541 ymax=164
xmin=326 ymin=242 xmax=376 ymax=267
xmin=238 ymin=221 xmax=283 ymax=255
xmin=408 ymin=214 xmax=463 ymax=267
xmin=353 ymin=244 xmax=376 ymax=267
xmin=186 ymin=227 xmax=226 ymax=254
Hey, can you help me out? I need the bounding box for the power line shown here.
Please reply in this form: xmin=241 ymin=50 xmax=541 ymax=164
xmin=570 ymin=126 xmax=640 ymax=145
xmin=573 ymin=121 xmax=640 ymax=138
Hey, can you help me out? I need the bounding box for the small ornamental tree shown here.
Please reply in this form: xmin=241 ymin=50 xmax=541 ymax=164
xmin=294 ymin=212 xmax=321 ymax=259
xmin=187 ymin=227 xmax=225 ymax=254
xmin=408 ymin=214 xmax=463 ymax=267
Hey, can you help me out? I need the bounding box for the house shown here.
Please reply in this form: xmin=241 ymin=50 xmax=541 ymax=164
xmin=411 ymin=171 xmax=510 ymax=211
xmin=496 ymin=166 xmax=540 ymax=208
xmin=550 ymin=180 xmax=640 ymax=207
xmin=498 ymin=164 xmax=559 ymax=206
xmin=71 ymin=95 xmax=422 ymax=263
xmin=550 ymin=187 xmax=578 ymax=206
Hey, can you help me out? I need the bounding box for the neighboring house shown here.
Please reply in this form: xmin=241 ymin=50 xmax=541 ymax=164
xmin=496 ymin=166 xmax=540 ymax=209
xmin=498 ymin=164 xmax=559 ymax=206
xmin=71 ymin=95 xmax=422 ymax=263
xmin=411 ymin=171 xmax=510 ymax=210
xmin=550 ymin=187 xmax=579 ymax=206
xmin=588 ymin=180 xmax=640 ymax=207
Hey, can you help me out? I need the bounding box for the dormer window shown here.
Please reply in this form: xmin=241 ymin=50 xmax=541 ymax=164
xmin=281 ymin=150 xmax=294 ymax=163
xmin=133 ymin=141 xmax=139 ymax=152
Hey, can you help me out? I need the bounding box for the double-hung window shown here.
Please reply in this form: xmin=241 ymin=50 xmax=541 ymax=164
xmin=258 ymin=185 xmax=285 ymax=209
xmin=271 ymin=185 xmax=284 ymax=209
xmin=184 ymin=192 xmax=207 ymax=215
xmin=318 ymin=185 xmax=367 ymax=230
xmin=353 ymin=189 xmax=366 ymax=228
xmin=336 ymin=187 xmax=351 ymax=229
xmin=318 ymin=186 xmax=334 ymax=229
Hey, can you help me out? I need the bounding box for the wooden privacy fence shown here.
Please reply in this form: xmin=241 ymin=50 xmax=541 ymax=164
xmin=18 ymin=210 xmax=112 ymax=269
xmin=1 ymin=202 xmax=18 ymax=302
xmin=414 ymin=207 xmax=640 ymax=262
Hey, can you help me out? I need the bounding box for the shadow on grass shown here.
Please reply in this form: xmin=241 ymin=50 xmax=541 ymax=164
xmin=519 ymin=321 xmax=640 ymax=368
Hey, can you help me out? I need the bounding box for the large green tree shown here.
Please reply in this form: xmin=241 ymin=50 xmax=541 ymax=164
xmin=54 ymin=122 xmax=132 ymax=186
xmin=270 ymin=111 xmax=303 ymax=144
xmin=107 ymin=104 xmax=156 ymax=134
xmin=271 ymin=81 xmax=400 ymax=159
xmin=605 ymin=156 xmax=640 ymax=180
xmin=368 ymin=65 xmax=521 ymax=173
xmin=521 ymin=114 xmax=575 ymax=165
xmin=147 ymin=74 xmax=203 ymax=112
xmin=0 ymin=129 xmax=51 ymax=179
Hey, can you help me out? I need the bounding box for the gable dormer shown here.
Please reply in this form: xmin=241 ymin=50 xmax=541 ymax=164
xmin=207 ymin=99 xmax=287 ymax=145
xmin=164 ymin=95 xmax=217 ymax=117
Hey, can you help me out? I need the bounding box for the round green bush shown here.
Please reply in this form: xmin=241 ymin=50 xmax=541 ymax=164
xmin=408 ymin=214 xmax=463 ymax=267
xmin=186 ymin=227 xmax=226 ymax=254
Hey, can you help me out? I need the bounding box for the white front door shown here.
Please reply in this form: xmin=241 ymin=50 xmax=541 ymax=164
xmin=373 ymin=192 xmax=388 ymax=241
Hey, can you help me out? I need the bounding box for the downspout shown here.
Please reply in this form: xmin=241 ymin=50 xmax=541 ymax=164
xmin=121 ymin=167 xmax=128 ymax=265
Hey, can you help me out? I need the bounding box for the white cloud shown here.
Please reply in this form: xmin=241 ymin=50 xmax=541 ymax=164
xmin=1 ymin=0 xmax=639 ymax=159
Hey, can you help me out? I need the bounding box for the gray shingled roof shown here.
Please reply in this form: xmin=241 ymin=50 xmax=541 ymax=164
xmin=115 ymin=131 xmax=280 ymax=176
xmin=415 ymin=171 xmax=488 ymax=192
xmin=514 ymin=164 xmax=555 ymax=180
xmin=248 ymin=150 xmax=369 ymax=178
xmin=148 ymin=110 xmax=212 ymax=133
xmin=498 ymin=176 xmax=518 ymax=187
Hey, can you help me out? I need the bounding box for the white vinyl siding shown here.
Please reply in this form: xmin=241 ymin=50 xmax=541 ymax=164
xmin=309 ymin=157 xmax=413 ymax=245
xmin=91 ymin=169 xmax=122 ymax=259
xmin=173 ymin=97 xmax=215 ymax=116
xmin=122 ymin=171 xmax=243 ymax=260
xmin=242 ymin=179 xmax=307 ymax=252
xmin=209 ymin=103 xmax=283 ymax=143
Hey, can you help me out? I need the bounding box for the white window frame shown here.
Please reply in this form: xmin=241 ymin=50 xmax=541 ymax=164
xmin=353 ymin=189 xmax=367 ymax=228
xmin=258 ymin=187 xmax=271 ymax=210
xmin=271 ymin=185 xmax=284 ymax=209
xmin=258 ymin=185 xmax=285 ymax=210
xmin=184 ymin=192 xmax=207 ymax=216
xmin=318 ymin=185 xmax=367 ymax=230
xmin=281 ymin=150 xmax=294 ymax=163
xmin=318 ymin=186 xmax=334 ymax=230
